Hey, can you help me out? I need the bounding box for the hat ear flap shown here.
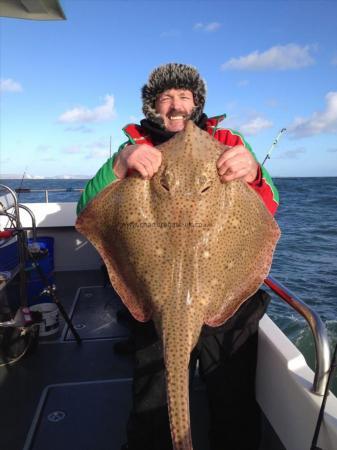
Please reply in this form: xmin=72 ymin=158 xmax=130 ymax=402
xmin=142 ymin=84 xmax=165 ymax=127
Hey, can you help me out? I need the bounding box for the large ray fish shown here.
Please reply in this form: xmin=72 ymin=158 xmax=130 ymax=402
xmin=76 ymin=121 xmax=280 ymax=450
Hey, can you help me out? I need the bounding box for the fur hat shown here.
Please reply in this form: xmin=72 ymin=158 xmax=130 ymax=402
xmin=142 ymin=63 xmax=207 ymax=127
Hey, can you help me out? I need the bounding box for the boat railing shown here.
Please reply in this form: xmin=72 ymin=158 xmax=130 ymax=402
xmin=2 ymin=184 xmax=331 ymax=396
xmin=14 ymin=188 xmax=84 ymax=203
xmin=264 ymin=275 xmax=331 ymax=396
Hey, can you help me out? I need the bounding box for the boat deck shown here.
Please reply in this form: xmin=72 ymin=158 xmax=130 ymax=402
xmin=0 ymin=270 xmax=284 ymax=450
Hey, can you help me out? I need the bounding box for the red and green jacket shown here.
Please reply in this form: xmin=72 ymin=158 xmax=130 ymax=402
xmin=77 ymin=115 xmax=279 ymax=215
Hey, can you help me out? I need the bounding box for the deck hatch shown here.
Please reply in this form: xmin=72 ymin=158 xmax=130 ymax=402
xmin=63 ymin=286 xmax=130 ymax=341
xmin=23 ymin=379 xmax=132 ymax=450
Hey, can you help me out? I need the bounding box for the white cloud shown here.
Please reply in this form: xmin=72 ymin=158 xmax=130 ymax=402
xmin=0 ymin=78 xmax=23 ymax=93
xmin=289 ymin=91 xmax=337 ymax=138
xmin=239 ymin=116 xmax=273 ymax=136
xmin=221 ymin=44 xmax=315 ymax=71
xmin=58 ymin=95 xmax=116 ymax=124
xmin=193 ymin=22 xmax=221 ymax=32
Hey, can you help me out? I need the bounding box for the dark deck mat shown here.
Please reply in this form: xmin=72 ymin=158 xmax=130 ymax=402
xmin=24 ymin=379 xmax=132 ymax=450
xmin=64 ymin=286 xmax=130 ymax=341
xmin=23 ymin=378 xmax=211 ymax=450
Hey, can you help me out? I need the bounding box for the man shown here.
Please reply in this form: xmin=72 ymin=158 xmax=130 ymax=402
xmin=77 ymin=63 xmax=279 ymax=450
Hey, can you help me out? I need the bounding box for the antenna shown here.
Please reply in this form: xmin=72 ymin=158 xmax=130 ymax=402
xmin=262 ymin=128 xmax=286 ymax=166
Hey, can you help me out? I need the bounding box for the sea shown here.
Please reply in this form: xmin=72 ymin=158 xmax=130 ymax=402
xmin=1 ymin=177 xmax=337 ymax=395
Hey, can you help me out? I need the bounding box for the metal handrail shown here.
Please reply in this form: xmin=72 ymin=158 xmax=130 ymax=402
xmin=0 ymin=184 xmax=29 ymax=306
xmin=17 ymin=204 xmax=37 ymax=242
xmin=0 ymin=184 xmax=21 ymax=223
xmin=264 ymin=275 xmax=331 ymax=396
xmin=14 ymin=188 xmax=84 ymax=203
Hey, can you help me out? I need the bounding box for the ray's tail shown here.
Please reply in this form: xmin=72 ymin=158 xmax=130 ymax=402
xmin=165 ymin=350 xmax=192 ymax=450
xmin=160 ymin=313 xmax=203 ymax=450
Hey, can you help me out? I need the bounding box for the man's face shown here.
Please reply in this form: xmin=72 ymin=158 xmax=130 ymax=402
xmin=155 ymin=89 xmax=196 ymax=132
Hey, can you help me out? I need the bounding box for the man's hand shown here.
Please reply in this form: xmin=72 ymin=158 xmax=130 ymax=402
xmin=113 ymin=144 xmax=162 ymax=180
xmin=216 ymin=145 xmax=259 ymax=183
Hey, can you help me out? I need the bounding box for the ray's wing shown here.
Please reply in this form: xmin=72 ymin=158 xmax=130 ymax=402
xmin=203 ymin=180 xmax=280 ymax=326
xmin=76 ymin=177 xmax=155 ymax=322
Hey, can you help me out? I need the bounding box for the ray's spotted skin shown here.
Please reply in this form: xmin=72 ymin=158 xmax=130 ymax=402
xmin=76 ymin=121 xmax=280 ymax=450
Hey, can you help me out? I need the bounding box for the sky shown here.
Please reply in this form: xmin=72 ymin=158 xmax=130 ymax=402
xmin=1 ymin=0 xmax=337 ymax=178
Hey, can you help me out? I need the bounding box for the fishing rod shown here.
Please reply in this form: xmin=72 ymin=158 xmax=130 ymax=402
xmin=17 ymin=166 xmax=28 ymax=202
xmin=262 ymin=128 xmax=286 ymax=166
xmin=310 ymin=341 xmax=337 ymax=449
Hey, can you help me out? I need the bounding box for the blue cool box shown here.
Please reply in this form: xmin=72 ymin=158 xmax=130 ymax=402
xmin=0 ymin=240 xmax=19 ymax=272
xmin=0 ymin=236 xmax=55 ymax=306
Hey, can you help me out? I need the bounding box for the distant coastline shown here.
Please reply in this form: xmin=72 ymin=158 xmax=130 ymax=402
xmin=0 ymin=174 xmax=91 ymax=180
